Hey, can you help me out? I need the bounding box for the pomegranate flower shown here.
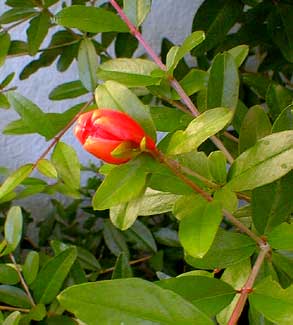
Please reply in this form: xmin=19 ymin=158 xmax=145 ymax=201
xmin=74 ymin=109 xmax=157 ymax=164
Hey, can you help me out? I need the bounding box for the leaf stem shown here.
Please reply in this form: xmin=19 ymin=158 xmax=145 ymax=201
xmin=228 ymin=243 xmax=271 ymax=325
xmin=9 ymin=254 xmax=36 ymax=307
xmin=0 ymin=305 xmax=30 ymax=313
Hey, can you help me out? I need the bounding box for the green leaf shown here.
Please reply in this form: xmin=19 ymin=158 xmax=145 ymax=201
xmin=0 ymin=8 xmax=37 ymax=24
xmin=268 ymin=223 xmax=293 ymax=250
xmin=1 ymin=72 xmax=15 ymax=88
xmin=37 ymin=159 xmax=58 ymax=179
xmin=32 ymin=247 xmax=77 ymax=304
xmin=0 ymin=285 xmax=30 ymax=308
xmin=1 ymin=207 xmax=23 ymax=256
xmin=0 ymin=32 xmax=10 ymax=67
xmin=173 ymin=194 xmax=206 ymax=221
xmin=179 ymin=201 xmax=222 ymax=258
xmin=27 ymin=12 xmax=51 ymax=56
xmin=0 ymin=93 xmax=10 ymax=109
xmin=208 ymin=151 xmax=227 ymax=184
xmin=92 ymin=158 xmax=147 ymax=210
xmin=125 ymin=220 xmax=157 ymax=253
xmin=55 ymin=5 xmax=128 ymax=33
xmin=58 ymin=278 xmax=213 ymax=324
xmin=23 ymin=251 xmax=39 ymax=285
xmin=171 ymin=69 xmax=208 ymax=100
xmin=111 ymin=252 xmax=133 ymax=279
xmin=213 ymin=187 xmax=238 ymax=213
xmin=166 ymin=31 xmax=205 ymax=73
xmin=97 ymin=58 xmax=159 ymax=87
xmin=157 ymin=276 xmax=235 ymax=317
xmin=103 ymin=220 xmax=129 ymax=257
xmin=268 ymin=4 xmax=293 ymax=62
xmin=3 ymin=311 xmax=21 ymax=325
xmin=239 ymin=105 xmax=272 ymax=153
xmin=49 ymin=80 xmax=88 ymax=100
xmin=272 ymin=105 xmax=293 ymax=133
xmin=227 ymin=131 xmax=293 ymax=191
xmin=242 ymin=73 xmax=271 ymax=99
xmin=207 ymin=52 xmax=239 ymax=110
xmin=0 ymin=264 xmax=19 ymax=285
xmin=51 ymin=142 xmax=80 ymax=190
xmin=185 ymin=229 xmax=256 ymax=269
xmin=266 ymin=83 xmax=293 ymax=120
xmin=227 ymin=45 xmax=249 ymax=67
xmin=77 ymin=38 xmax=98 ymax=92
xmin=249 ymin=277 xmax=293 ymax=324
xmin=251 ymin=172 xmax=293 ymax=234
xmin=123 ymin=0 xmax=151 ymax=27
xmin=192 ymin=0 xmax=243 ymax=55
xmin=5 ymin=0 xmax=35 ymax=8
xmin=115 ymin=33 xmax=138 ymax=58
xmin=95 ymin=80 xmax=156 ymax=139
xmin=76 ymin=247 xmax=101 ymax=272
xmin=167 ymin=107 xmax=233 ymax=155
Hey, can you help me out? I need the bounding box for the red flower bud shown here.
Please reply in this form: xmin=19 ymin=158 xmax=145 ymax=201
xmin=74 ymin=109 xmax=157 ymax=164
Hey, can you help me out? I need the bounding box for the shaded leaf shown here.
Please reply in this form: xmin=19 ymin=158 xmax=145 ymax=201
xmin=111 ymin=252 xmax=133 ymax=279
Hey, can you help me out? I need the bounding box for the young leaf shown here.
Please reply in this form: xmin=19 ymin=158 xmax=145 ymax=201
xmin=239 ymin=105 xmax=272 ymax=153
xmin=0 ymin=285 xmax=30 ymax=308
xmin=97 ymin=58 xmax=159 ymax=87
xmin=55 ymin=6 xmax=128 ymax=33
xmin=95 ymin=80 xmax=156 ymax=139
xmin=51 ymin=142 xmax=80 ymax=190
xmin=111 ymin=252 xmax=133 ymax=279
xmin=123 ymin=0 xmax=152 ymax=27
xmin=49 ymin=80 xmax=88 ymax=100
xmin=208 ymin=151 xmax=227 ymax=185
xmin=157 ymin=276 xmax=235 ymax=317
xmin=267 ymin=223 xmax=293 ymax=250
xmin=58 ymin=278 xmax=213 ymax=324
xmin=213 ymin=187 xmax=238 ymax=213
xmin=27 ymin=12 xmax=51 ymax=56
xmin=179 ymin=201 xmax=222 ymax=258
xmin=103 ymin=220 xmax=129 ymax=257
xmin=167 ymin=107 xmax=233 ymax=155
xmin=23 ymin=251 xmax=39 ymax=285
xmin=77 ymin=39 xmax=98 ymax=92
xmin=227 ymin=131 xmax=293 ymax=191
xmin=207 ymin=52 xmax=239 ymax=110
xmin=37 ymin=159 xmax=57 ymax=179
xmin=0 ymin=32 xmax=11 ymax=67
xmin=32 ymin=247 xmax=77 ymax=304
xmin=249 ymin=277 xmax=293 ymax=324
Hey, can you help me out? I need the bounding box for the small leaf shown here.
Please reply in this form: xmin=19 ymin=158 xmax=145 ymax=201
xmin=32 ymin=247 xmax=77 ymax=304
xmin=268 ymin=223 xmax=293 ymax=250
xmin=76 ymin=247 xmax=101 ymax=272
xmin=0 ymin=32 xmax=11 ymax=67
xmin=227 ymin=131 xmax=293 ymax=191
xmin=0 ymin=264 xmax=19 ymax=285
xmin=1 ymin=72 xmax=15 ymax=88
xmin=0 ymin=93 xmax=10 ymax=109
xmin=23 ymin=251 xmax=39 ymax=285
xmin=208 ymin=151 xmax=227 ymax=184
xmin=167 ymin=107 xmax=233 ymax=155
xmin=123 ymin=0 xmax=152 ymax=27
xmin=111 ymin=252 xmax=133 ymax=279
xmin=58 ymin=278 xmax=213 ymax=324
xmin=227 ymin=45 xmax=249 ymax=67
xmin=37 ymin=159 xmax=57 ymax=179
xmin=103 ymin=220 xmax=129 ymax=257
xmin=214 ymin=187 xmax=238 ymax=213
xmin=3 ymin=311 xmax=21 ymax=325
xmin=272 ymin=104 xmax=293 ymax=133
xmin=49 ymin=80 xmax=87 ymax=100
xmin=55 ymin=5 xmax=128 ymax=33
xmin=77 ymin=38 xmax=98 ymax=92
xmin=0 ymin=285 xmax=30 ymax=308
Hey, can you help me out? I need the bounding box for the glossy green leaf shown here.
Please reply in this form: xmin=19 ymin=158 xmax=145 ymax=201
xmin=51 ymin=142 xmax=80 ymax=190
xmin=167 ymin=31 xmax=205 ymax=73
xmin=157 ymin=276 xmax=235 ymax=316
xmin=55 ymin=5 xmax=128 ymax=33
xmin=251 ymin=172 xmax=293 ymax=234
xmin=93 ymin=158 xmax=148 ymax=210
xmin=227 ymin=131 xmax=293 ymax=191
xmin=0 ymin=264 xmax=19 ymax=285
xmin=77 ymin=39 xmax=98 ymax=92
xmin=227 ymin=45 xmax=249 ymax=67
xmin=266 ymin=83 xmax=293 ymax=120
xmin=268 ymin=223 xmax=293 ymax=250
xmin=97 ymin=58 xmax=159 ymax=87
xmin=0 ymin=93 xmax=10 ymax=109
xmin=111 ymin=252 xmax=133 ymax=279
xmin=185 ymin=229 xmax=256 ymax=269
xmin=2 ymin=311 xmax=21 ymax=325
xmin=27 ymin=12 xmax=50 ymax=56
xmin=37 ymin=159 xmax=57 ymax=179
xmin=95 ymin=80 xmax=156 ymax=139
xmin=58 ymin=278 xmax=213 ymax=324
xmin=0 ymin=285 xmax=30 ymax=308
xmin=0 ymin=8 xmax=37 ymax=24
xmin=23 ymin=251 xmax=39 ymax=285
xmin=207 ymin=52 xmax=239 ymax=110
xmin=192 ymin=0 xmax=243 ymax=55
xmin=103 ymin=220 xmax=129 ymax=257
xmin=32 ymin=247 xmax=77 ymax=304
xmin=272 ymin=105 xmax=293 ymax=133
xmin=1 ymin=207 xmax=23 ymax=256
xmin=208 ymin=151 xmax=227 ymax=184
xmin=179 ymin=201 xmax=222 ymax=258
xmin=249 ymin=277 xmax=293 ymax=324
xmin=123 ymin=0 xmax=151 ymax=27
xmin=49 ymin=80 xmax=88 ymax=100
xmin=167 ymin=107 xmax=233 ymax=155
xmin=0 ymin=32 xmax=10 ymax=67
xmin=239 ymin=105 xmax=272 ymax=153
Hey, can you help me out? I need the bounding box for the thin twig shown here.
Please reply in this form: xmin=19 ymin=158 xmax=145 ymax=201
xmin=0 ymin=305 xmax=30 ymax=313
xmin=228 ymin=243 xmax=271 ymax=325
xmin=224 ymin=131 xmax=239 ymax=143
xmin=9 ymin=254 xmax=36 ymax=307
